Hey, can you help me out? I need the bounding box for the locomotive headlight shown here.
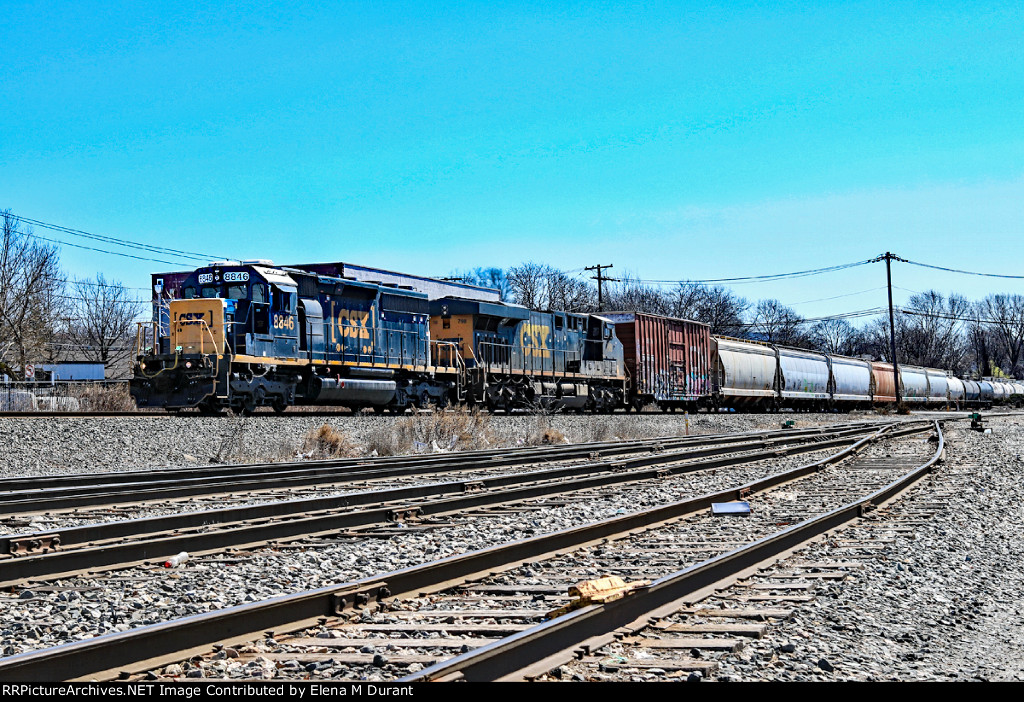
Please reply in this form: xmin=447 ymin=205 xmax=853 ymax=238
xmin=185 ymin=361 xmax=193 ymax=369
xmin=140 ymin=363 xmax=146 ymax=370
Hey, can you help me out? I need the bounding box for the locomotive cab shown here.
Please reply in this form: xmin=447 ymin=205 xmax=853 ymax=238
xmin=131 ymin=264 xmax=305 ymax=413
xmin=180 ymin=266 xmax=299 ymax=361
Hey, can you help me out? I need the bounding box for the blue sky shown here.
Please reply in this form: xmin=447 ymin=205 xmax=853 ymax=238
xmin=2 ymin=1 xmax=1023 ymax=318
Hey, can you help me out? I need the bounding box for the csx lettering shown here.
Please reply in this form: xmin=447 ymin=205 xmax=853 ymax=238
xmin=177 ymin=312 xmax=206 ymax=326
xmin=520 ymin=322 xmax=551 ymax=358
xmin=336 ymin=309 xmax=371 ymax=340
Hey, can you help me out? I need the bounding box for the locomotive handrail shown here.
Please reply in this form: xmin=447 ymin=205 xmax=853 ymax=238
xmin=430 ymin=340 xmax=465 ymax=372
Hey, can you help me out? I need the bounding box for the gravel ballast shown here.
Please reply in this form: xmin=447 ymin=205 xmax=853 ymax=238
xmin=0 ymin=411 xmax=1020 ymax=682
xmin=0 ymin=411 xmax=887 ymax=477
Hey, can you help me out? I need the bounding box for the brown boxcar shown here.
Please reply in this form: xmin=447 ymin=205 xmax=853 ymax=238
xmin=871 ymin=361 xmax=898 ymax=404
xmin=604 ymin=312 xmax=711 ymax=410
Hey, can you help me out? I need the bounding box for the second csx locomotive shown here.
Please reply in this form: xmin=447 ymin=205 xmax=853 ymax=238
xmin=130 ymin=262 xmax=626 ymax=413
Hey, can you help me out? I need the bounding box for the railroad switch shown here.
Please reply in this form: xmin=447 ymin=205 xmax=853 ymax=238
xmin=970 ymin=413 xmax=985 ymax=432
xmin=387 ymin=507 xmax=422 ymax=522
xmin=858 ymin=501 xmax=877 ymax=517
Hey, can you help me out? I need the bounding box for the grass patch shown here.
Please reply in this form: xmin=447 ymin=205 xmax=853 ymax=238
xmin=70 ymin=384 xmax=137 ymax=412
xmin=301 ymin=423 xmax=360 ymax=458
xmin=363 ymin=406 xmax=496 ymax=456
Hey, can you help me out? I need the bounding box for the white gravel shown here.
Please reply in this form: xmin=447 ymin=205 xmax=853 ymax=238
xmin=709 ymin=415 xmax=1024 ymax=682
xmin=0 ymin=411 xmax=887 ymax=477
xmin=3 ymin=410 xmax=1018 ymax=683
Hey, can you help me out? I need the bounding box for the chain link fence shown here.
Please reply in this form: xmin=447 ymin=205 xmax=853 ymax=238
xmin=0 ymin=381 xmax=137 ymax=412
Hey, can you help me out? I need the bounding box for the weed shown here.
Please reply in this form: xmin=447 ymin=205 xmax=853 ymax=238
xmin=363 ymin=406 xmax=496 ymax=455
xmin=211 ymin=415 xmax=252 ymax=463
xmin=69 ymin=384 xmax=137 ymax=412
xmin=301 ymin=424 xmax=360 ymax=458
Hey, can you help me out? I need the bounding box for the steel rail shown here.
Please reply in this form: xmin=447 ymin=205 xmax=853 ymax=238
xmin=0 ymin=422 xmax=916 ymax=682
xmin=0 ymin=423 xmax=914 ymax=586
xmin=0 ymin=422 xmax=881 ymax=492
xmin=402 ymin=421 xmax=946 ymax=682
xmin=0 ymin=425 xmax=884 ymax=516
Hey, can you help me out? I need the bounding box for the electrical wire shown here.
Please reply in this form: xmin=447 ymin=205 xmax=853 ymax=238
xmin=903 ymin=258 xmax=1024 ymax=280
xmin=631 ymin=259 xmax=875 ymax=286
xmin=10 ymin=214 xmax=225 ymax=263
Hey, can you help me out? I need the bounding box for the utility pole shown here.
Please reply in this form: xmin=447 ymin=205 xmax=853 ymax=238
xmin=879 ymin=252 xmax=907 ymax=406
xmin=586 ymin=264 xmax=619 ymax=312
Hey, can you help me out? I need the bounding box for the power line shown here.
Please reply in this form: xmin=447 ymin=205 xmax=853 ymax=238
xmin=897 ymin=307 xmax=1024 ymax=327
xmin=903 ymin=258 xmax=1024 ymax=280
xmin=25 ymin=229 xmax=190 ymax=267
xmin=735 ymin=307 xmax=888 ymax=328
xmin=788 ymin=287 xmax=888 ymax=306
xmin=10 ymin=214 xmax=225 ymax=263
xmin=630 ymin=259 xmax=875 ymax=286
xmin=44 ymin=274 xmax=151 ymax=292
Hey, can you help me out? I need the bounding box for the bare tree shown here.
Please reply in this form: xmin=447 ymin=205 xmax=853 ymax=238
xmin=672 ymin=284 xmax=749 ymax=336
xmin=64 ymin=274 xmax=143 ymax=378
xmin=506 ymin=262 xmax=550 ymax=310
xmin=0 ymin=211 xmax=65 ymax=377
xmin=897 ymin=291 xmax=970 ymax=372
xmin=506 ymin=263 xmax=596 ymax=312
xmin=446 ymin=267 xmax=511 ymax=300
xmin=808 ymin=318 xmax=863 ymax=356
xmin=978 ymin=293 xmax=1024 ymax=376
xmin=749 ymin=299 xmax=806 ymax=346
xmin=606 ymin=275 xmax=671 ymax=315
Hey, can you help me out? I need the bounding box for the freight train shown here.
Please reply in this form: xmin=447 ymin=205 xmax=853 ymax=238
xmin=130 ymin=261 xmax=626 ymax=414
xmin=130 ymin=262 xmax=1021 ymax=414
xmin=605 ymin=312 xmax=1022 ymax=412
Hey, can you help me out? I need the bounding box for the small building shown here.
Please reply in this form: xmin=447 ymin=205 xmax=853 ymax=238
xmin=34 ymin=361 xmax=106 ymax=382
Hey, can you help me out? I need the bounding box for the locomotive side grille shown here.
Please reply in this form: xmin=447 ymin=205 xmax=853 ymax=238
xmin=381 ymin=293 xmax=429 ymax=315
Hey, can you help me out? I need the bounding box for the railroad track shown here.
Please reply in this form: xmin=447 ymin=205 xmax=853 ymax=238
xmin=0 ymin=422 xmax=899 ymax=587
xmin=0 ymin=421 xmax=883 ymax=513
xmin=0 ymin=420 xmax=941 ymax=681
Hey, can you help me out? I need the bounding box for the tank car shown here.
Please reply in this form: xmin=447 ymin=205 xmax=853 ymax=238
xmin=962 ymin=379 xmax=982 ymax=407
xmin=924 ymin=369 xmax=949 ymax=407
xmin=946 ymin=376 xmax=966 ymax=409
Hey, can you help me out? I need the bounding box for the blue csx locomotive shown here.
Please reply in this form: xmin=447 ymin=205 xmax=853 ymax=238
xmin=130 ymin=262 xmax=626 ymax=414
